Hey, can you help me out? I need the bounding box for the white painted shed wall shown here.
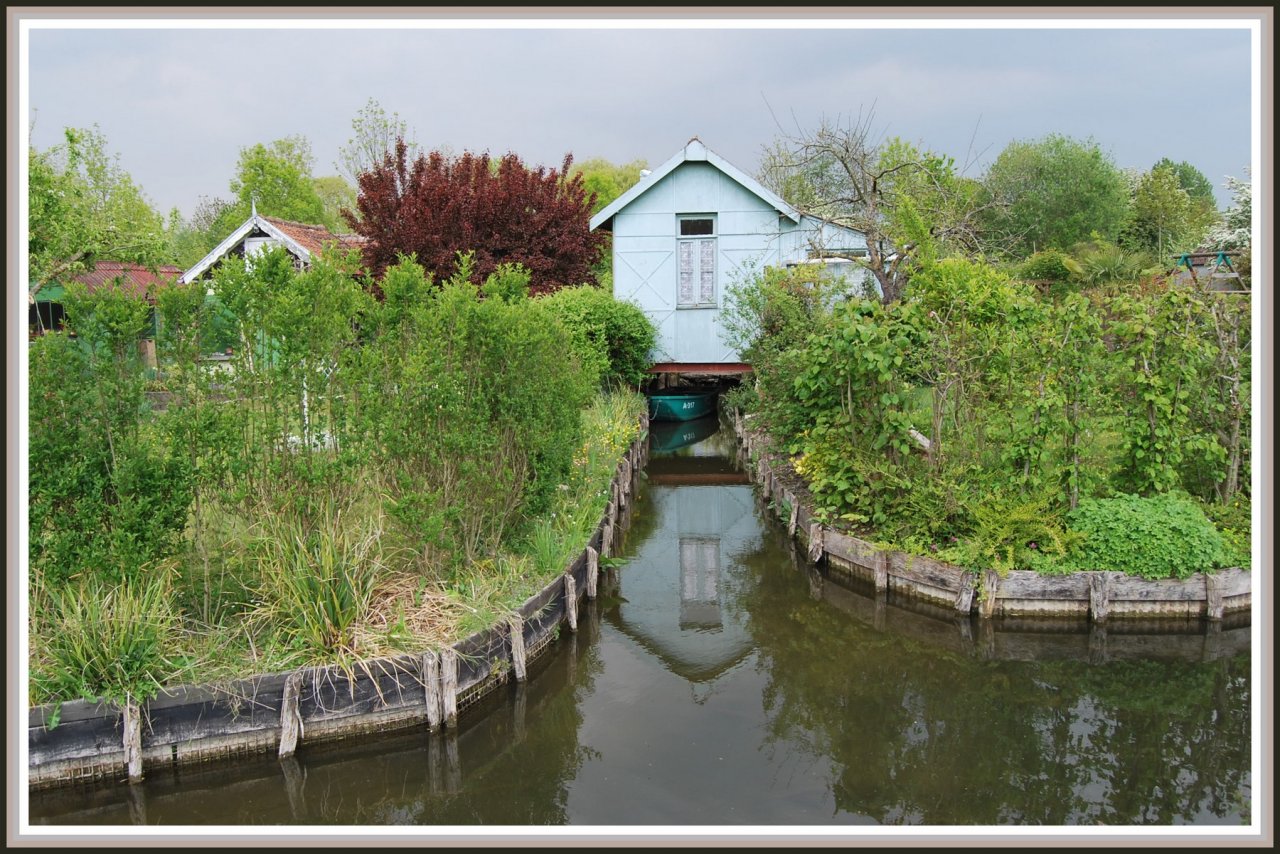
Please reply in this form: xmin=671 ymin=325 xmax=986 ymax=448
xmin=609 ymin=160 xmax=869 ymax=364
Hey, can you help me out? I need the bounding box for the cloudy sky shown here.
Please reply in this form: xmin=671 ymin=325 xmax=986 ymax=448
xmin=24 ymin=15 xmax=1256 ymax=219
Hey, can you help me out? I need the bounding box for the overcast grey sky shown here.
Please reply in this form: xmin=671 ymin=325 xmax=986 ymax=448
xmin=26 ymin=21 xmax=1255 ymax=219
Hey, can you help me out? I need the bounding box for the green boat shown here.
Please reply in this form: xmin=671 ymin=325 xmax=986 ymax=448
xmin=648 ymin=392 xmax=717 ymax=422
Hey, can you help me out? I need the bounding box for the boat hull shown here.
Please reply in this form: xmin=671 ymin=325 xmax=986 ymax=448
xmin=648 ymin=392 xmax=716 ymax=422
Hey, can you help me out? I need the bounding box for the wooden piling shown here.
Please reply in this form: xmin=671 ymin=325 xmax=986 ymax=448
xmin=787 ymin=498 xmax=798 ymax=538
xmin=564 ymin=573 xmax=578 ymax=633
xmin=980 ymin=569 xmax=1001 ymax=619
xmin=278 ymin=671 xmax=303 ymax=759
xmin=806 ymin=522 xmax=824 ymax=564
xmin=441 ymin=648 xmax=459 ymax=729
xmin=955 ymin=572 xmax=977 ymax=614
xmin=123 ymin=700 xmax=143 ymax=784
xmin=586 ymin=546 xmax=600 ymax=599
xmin=509 ymin=616 xmax=527 ymax=682
xmin=602 ymin=520 xmax=614 ymax=558
xmin=1088 ymin=572 xmax=1112 ymax=624
xmin=423 ymin=651 xmax=442 ymax=730
xmin=1205 ymin=573 xmax=1225 ymax=621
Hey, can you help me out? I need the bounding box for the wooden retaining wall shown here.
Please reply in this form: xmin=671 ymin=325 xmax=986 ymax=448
xmin=731 ymin=408 xmax=1252 ymax=624
xmin=27 ymin=414 xmax=650 ymax=791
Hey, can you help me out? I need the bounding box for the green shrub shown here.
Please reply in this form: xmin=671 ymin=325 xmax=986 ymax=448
xmin=1017 ymin=249 xmax=1074 ymax=290
xmin=538 ymin=285 xmax=656 ymax=387
xmin=1060 ymin=493 xmax=1230 ymax=579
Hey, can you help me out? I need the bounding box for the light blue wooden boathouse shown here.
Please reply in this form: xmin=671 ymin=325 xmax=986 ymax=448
xmin=590 ymin=138 xmax=869 ymax=371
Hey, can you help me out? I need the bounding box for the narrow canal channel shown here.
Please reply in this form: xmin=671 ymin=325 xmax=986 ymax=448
xmin=30 ymin=417 xmax=1252 ymax=826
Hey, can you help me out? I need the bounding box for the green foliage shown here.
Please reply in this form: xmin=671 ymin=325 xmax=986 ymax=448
xmin=1152 ymin=157 xmax=1216 ymax=203
xmin=1059 ymin=494 xmax=1231 ymax=579
xmin=229 ymin=135 xmax=327 ymax=226
xmin=539 ymin=285 xmax=658 ymax=388
xmin=28 ymin=286 xmax=194 ymax=588
xmin=1196 ymin=495 xmax=1251 ymax=569
xmin=958 ymin=492 xmax=1075 ymax=574
xmin=981 ymin=134 xmax=1131 ymax=257
xmin=1121 ymin=164 xmax=1215 ymax=262
xmin=570 ymin=157 xmax=648 ymax=214
xmin=28 ymin=126 xmax=168 ymax=289
xmin=1062 ymin=238 xmax=1157 ymax=287
xmin=37 ymin=573 xmax=182 ymax=707
xmin=1017 ymin=249 xmax=1074 ymax=285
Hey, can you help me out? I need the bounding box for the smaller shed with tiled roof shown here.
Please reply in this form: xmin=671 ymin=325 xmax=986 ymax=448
xmin=180 ymin=206 xmax=366 ymax=284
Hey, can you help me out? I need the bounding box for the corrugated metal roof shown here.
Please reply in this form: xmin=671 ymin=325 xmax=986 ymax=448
xmin=30 ymin=261 xmax=183 ymax=303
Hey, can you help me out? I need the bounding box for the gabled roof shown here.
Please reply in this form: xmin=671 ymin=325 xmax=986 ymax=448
xmin=30 ymin=261 xmax=184 ymax=304
xmin=180 ymin=210 xmax=365 ymax=283
xmin=589 ymin=138 xmax=801 ymax=231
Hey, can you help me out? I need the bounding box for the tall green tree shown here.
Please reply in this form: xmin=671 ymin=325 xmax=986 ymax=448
xmin=980 ymin=134 xmax=1130 ymax=258
xmin=312 ymin=174 xmax=357 ymax=232
xmin=1152 ymin=157 xmax=1216 ymax=203
xmin=228 ymin=135 xmax=327 ymax=225
xmin=570 ymin=157 xmax=648 ymax=214
xmin=1122 ymin=164 xmax=1212 ymax=261
xmin=28 ymin=126 xmax=168 ymax=290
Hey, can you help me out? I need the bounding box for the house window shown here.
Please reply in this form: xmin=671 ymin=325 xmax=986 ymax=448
xmin=677 ymin=215 xmax=717 ymax=308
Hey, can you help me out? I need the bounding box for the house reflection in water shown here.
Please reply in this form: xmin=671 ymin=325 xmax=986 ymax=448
xmin=608 ymin=426 xmax=760 ymax=685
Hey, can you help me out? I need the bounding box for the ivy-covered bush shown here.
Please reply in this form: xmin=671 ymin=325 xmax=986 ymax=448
xmin=1058 ymin=493 xmax=1231 ymax=579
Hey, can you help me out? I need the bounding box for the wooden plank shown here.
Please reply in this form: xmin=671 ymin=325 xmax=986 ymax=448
xmin=823 ymin=531 xmax=886 ymax=575
xmin=980 ymin=570 xmax=1000 ymax=618
xmin=886 ymin=551 xmax=966 ymax=593
xmin=996 ymin=570 xmax=1090 ymax=599
xmin=1107 ymin=574 xmax=1206 ymax=602
xmin=1215 ymin=567 xmax=1252 ymax=597
xmin=277 ymin=671 xmax=303 ymax=758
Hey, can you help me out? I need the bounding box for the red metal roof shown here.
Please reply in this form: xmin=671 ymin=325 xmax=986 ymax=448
xmin=67 ymin=261 xmax=184 ymax=298
xmin=261 ymin=216 xmax=366 ymax=257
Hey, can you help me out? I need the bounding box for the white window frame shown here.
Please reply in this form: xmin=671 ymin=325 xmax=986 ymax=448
xmin=676 ymin=214 xmax=717 ymax=309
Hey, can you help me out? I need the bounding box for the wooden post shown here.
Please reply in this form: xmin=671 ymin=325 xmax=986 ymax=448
xmin=564 ymin=572 xmax=578 ymax=633
xmin=509 ymin=616 xmax=527 ymax=683
xmin=602 ymin=520 xmax=614 ymax=558
xmin=278 ymin=671 xmax=304 ymax=759
xmin=787 ymin=497 xmax=798 ymax=538
xmin=762 ymin=465 xmax=773 ymax=500
xmin=441 ymin=648 xmax=459 ymax=729
xmin=980 ymin=569 xmax=1000 ymax=619
xmin=586 ymin=546 xmax=600 ymax=599
xmin=1088 ymin=572 xmax=1111 ymax=624
xmin=874 ymin=559 xmax=889 ymax=595
xmin=955 ymin=572 xmax=977 ymax=614
xmin=1205 ymin=573 xmax=1225 ymax=621
xmin=806 ymin=522 xmax=824 ymax=564
xmin=123 ymin=699 xmax=144 ymax=784
xmin=423 ymin=651 xmax=442 ymax=730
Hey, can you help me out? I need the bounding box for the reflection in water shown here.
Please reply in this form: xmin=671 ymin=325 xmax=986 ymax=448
xmin=30 ymin=421 xmax=1251 ymax=826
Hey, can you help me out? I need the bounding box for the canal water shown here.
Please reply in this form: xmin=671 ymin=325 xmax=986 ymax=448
xmin=29 ymin=418 xmax=1252 ymax=826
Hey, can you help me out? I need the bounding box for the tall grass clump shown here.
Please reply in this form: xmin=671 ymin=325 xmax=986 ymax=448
xmin=35 ymin=573 xmax=183 ymax=708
